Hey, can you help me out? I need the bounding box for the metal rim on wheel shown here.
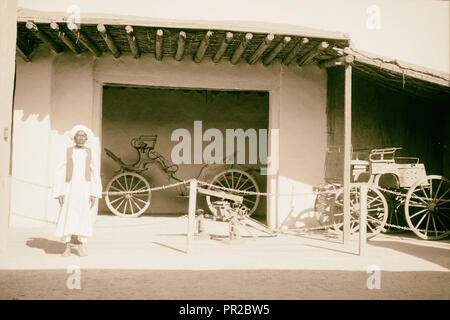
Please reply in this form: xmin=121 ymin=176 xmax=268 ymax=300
xmin=405 ymin=175 xmax=450 ymax=240
xmin=206 ymin=169 xmax=260 ymax=217
xmin=105 ymin=172 xmax=151 ymax=217
xmin=332 ymin=185 xmax=388 ymax=239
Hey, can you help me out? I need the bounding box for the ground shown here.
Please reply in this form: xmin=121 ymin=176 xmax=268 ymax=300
xmin=0 ymin=215 xmax=449 ymax=299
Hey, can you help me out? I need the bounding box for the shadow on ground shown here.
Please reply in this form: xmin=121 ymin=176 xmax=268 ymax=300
xmin=26 ymin=238 xmax=66 ymax=255
xmin=369 ymin=240 xmax=450 ymax=270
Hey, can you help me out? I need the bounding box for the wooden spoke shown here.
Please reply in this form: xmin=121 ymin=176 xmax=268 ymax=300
xmin=109 ymin=196 xmax=125 ymax=205
xmin=433 ymin=179 xmax=443 ymax=201
xmin=409 ymin=208 xmax=428 ymax=219
xmin=414 ymin=211 xmax=429 ymax=229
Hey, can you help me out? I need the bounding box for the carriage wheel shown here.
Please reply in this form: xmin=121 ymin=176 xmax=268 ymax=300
xmin=332 ymin=185 xmax=388 ymax=239
xmin=314 ymin=185 xmax=338 ymax=227
xmin=206 ymin=169 xmax=260 ymax=217
xmin=405 ymin=175 xmax=450 ymax=240
xmin=105 ymin=172 xmax=151 ymax=217
xmin=382 ymin=192 xmax=407 ymax=234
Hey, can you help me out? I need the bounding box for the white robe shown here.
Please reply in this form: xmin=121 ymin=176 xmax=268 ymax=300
xmin=53 ymin=148 xmax=102 ymax=239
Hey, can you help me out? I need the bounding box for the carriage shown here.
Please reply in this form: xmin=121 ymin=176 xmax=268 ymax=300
xmin=103 ymin=135 xmax=261 ymax=219
xmin=314 ymin=147 xmax=449 ymax=240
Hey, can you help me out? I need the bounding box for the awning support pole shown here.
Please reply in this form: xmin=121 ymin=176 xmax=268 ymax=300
xmin=343 ymin=63 xmax=352 ymax=245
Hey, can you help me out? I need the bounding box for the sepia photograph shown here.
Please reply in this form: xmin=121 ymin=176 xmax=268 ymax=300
xmin=0 ymin=0 xmax=449 ymax=308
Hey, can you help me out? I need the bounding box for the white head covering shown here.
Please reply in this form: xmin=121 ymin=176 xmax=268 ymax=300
xmin=67 ymin=124 xmax=94 ymax=145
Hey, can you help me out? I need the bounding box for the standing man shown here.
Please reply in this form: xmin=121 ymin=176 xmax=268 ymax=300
xmin=53 ymin=125 xmax=102 ymax=257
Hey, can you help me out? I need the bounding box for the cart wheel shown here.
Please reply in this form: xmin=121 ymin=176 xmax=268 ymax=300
xmin=206 ymin=169 xmax=260 ymax=217
xmin=382 ymin=191 xmax=407 ymax=234
xmin=405 ymin=175 xmax=450 ymax=240
xmin=105 ymin=172 xmax=151 ymax=217
xmin=314 ymin=184 xmax=338 ymax=227
xmin=332 ymin=185 xmax=388 ymax=239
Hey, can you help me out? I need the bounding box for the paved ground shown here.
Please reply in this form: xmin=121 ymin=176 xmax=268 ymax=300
xmin=0 ymin=215 xmax=449 ymax=299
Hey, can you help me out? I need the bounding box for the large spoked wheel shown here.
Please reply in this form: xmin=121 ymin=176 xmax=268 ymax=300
xmin=105 ymin=172 xmax=151 ymax=217
xmin=314 ymin=184 xmax=339 ymax=228
xmin=331 ymin=185 xmax=388 ymax=239
xmin=405 ymin=175 xmax=450 ymax=240
xmin=206 ymin=169 xmax=260 ymax=217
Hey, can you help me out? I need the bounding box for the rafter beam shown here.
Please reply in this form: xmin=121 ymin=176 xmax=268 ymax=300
xmin=319 ymin=55 xmax=354 ymax=68
xmin=68 ymin=23 xmax=102 ymax=57
xmin=50 ymin=22 xmax=81 ymax=54
xmin=155 ymin=29 xmax=163 ymax=61
xmin=263 ymin=36 xmax=291 ymax=65
xmin=16 ymin=43 xmax=31 ymax=62
xmin=125 ymin=25 xmax=140 ymax=59
xmin=25 ymin=21 xmax=62 ymax=54
xmin=97 ymin=24 xmax=121 ymax=58
xmin=175 ymin=31 xmax=186 ymax=61
xmin=248 ymin=33 xmax=274 ymax=65
xmin=297 ymin=41 xmax=329 ymax=66
xmin=282 ymin=37 xmax=309 ymax=65
xmin=213 ymin=32 xmax=233 ymax=63
xmin=231 ymin=33 xmax=253 ymax=65
xmin=194 ymin=30 xmax=213 ymax=63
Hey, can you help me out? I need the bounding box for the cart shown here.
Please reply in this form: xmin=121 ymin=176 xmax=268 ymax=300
xmin=315 ymin=146 xmax=449 ymax=240
xmin=103 ymin=135 xmax=261 ymax=218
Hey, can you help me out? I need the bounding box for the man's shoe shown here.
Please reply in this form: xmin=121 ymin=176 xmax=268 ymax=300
xmin=77 ymin=245 xmax=88 ymax=257
xmin=61 ymin=244 xmax=71 ymax=257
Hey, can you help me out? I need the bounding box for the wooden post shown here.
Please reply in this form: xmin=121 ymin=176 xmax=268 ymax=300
xmin=187 ymin=179 xmax=198 ymax=253
xmin=0 ymin=0 xmax=17 ymax=253
xmin=282 ymin=37 xmax=308 ymax=66
xmin=248 ymin=33 xmax=274 ymax=65
xmin=50 ymin=22 xmax=81 ymax=54
xmin=26 ymin=21 xmax=62 ymax=54
xmin=194 ymin=30 xmax=213 ymax=63
xmin=263 ymin=36 xmax=291 ymax=65
xmin=343 ymin=63 xmax=352 ymax=245
xmin=175 ymin=31 xmax=186 ymax=61
xmin=359 ymin=184 xmax=368 ymax=256
xmin=97 ymin=24 xmax=121 ymax=58
xmin=213 ymin=32 xmax=233 ymax=63
xmin=125 ymin=25 xmax=140 ymax=59
xmin=230 ymin=33 xmax=253 ymax=65
xmin=155 ymin=29 xmax=163 ymax=61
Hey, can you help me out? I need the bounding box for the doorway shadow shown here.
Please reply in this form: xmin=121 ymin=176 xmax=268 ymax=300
xmin=26 ymin=238 xmax=66 ymax=254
